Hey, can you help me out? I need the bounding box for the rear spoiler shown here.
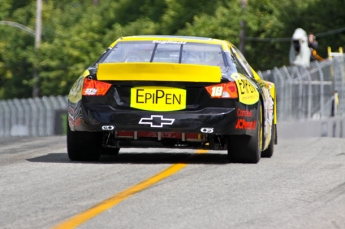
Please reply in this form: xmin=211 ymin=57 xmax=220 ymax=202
xmin=96 ymin=63 xmax=222 ymax=83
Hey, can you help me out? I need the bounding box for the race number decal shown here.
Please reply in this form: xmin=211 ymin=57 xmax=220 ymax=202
xmin=231 ymin=73 xmax=259 ymax=105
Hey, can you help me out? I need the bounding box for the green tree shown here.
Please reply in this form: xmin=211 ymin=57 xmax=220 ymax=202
xmin=244 ymin=0 xmax=289 ymax=70
xmin=178 ymin=0 xmax=241 ymax=42
xmin=159 ymin=0 xmax=227 ymax=35
xmin=279 ymin=0 xmax=345 ymax=59
xmin=1 ymin=0 xmax=344 ymax=99
xmin=0 ymin=0 xmax=36 ymax=99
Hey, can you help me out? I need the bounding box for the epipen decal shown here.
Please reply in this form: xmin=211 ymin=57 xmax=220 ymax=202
xmin=231 ymin=73 xmax=259 ymax=105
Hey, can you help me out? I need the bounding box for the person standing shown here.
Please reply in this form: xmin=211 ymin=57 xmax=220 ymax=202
xmin=308 ymin=33 xmax=324 ymax=62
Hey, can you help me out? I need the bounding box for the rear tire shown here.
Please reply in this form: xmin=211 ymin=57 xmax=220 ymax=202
xmin=261 ymin=124 xmax=275 ymax=158
xmin=67 ymin=123 xmax=102 ymax=161
xmin=227 ymin=102 xmax=262 ymax=163
xmin=102 ymin=147 xmax=120 ymax=155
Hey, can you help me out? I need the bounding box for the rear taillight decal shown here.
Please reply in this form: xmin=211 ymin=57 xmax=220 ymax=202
xmin=205 ymin=82 xmax=238 ymax=98
xmin=82 ymin=78 xmax=111 ymax=96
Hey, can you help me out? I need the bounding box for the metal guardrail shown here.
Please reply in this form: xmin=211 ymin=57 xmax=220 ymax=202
xmin=0 ymin=56 xmax=344 ymax=137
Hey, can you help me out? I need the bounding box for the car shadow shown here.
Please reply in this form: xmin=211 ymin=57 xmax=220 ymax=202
xmin=27 ymin=151 xmax=230 ymax=164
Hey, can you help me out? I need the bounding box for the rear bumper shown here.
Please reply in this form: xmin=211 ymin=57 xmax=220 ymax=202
xmin=70 ymin=105 xmax=239 ymax=135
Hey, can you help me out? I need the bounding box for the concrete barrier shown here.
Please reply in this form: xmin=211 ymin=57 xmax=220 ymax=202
xmin=278 ymin=117 xmax=345 ymax=138
xmin=54 ymin=110 xmax=67 ymax=135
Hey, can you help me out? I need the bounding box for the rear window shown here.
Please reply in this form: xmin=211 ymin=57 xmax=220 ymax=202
xmin=101 ymin=41 xmax=225 ymax=68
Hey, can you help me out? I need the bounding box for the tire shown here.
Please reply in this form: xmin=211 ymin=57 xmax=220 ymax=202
xmin=102 ymin=147 xmax=120 ymax=155
xmin=227 ymin=102 xmax=262 ymax=164
xmin=261 ymin=123 xmax=275 ymax=158
xmin=67 ymin=123 xmax=102 ymax=161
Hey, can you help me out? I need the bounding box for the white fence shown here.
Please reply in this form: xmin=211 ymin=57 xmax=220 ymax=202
xmin=0 ymin=56 xmax=344 ymax=138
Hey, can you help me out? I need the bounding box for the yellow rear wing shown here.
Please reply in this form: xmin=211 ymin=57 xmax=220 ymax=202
xmin=96 ymin=63 xmax=222 ymax=83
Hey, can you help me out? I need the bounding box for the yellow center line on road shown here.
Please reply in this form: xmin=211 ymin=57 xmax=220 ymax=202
xmin=52 ymin=149 xmax=208 ymax=229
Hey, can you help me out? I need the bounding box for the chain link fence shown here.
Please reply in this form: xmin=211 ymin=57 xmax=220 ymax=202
xmin=258 ymin=56 xmax=345 ymax=122
xmin=0 ymin=56 xmax=344 ymax=138
xmin=0 ymin=95 xmax=67 ymax=138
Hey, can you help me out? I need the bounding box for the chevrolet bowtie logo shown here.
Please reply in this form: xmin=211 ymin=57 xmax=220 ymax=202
xmin=139 ymin=115 xmax=175 ymax=128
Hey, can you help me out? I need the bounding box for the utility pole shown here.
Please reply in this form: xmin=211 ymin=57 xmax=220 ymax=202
xmin=33 ymin=0 xmax=42 ymax=98
xmin=239 ymin=0 xmax=247 ymax=55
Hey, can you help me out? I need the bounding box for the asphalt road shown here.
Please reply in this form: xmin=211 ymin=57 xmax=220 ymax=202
xmin=0 ymin=136 xmax=345 ymax=229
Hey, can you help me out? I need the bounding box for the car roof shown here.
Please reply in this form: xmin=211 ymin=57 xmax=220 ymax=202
xmin=109 ymin=35 xmax=232 ymax=48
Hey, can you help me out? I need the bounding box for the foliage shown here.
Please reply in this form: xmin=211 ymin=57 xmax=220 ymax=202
xmin=0 ymin=0 xmax=344 ymax=99
xmin=285 ymin=0 xmax=345 ymax=59
xmin=178 ymin=0 xmax=241 ymax=42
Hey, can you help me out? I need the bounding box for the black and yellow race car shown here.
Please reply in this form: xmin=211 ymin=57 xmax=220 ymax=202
xmin=67 ymin=35 xmax=277 ymax=163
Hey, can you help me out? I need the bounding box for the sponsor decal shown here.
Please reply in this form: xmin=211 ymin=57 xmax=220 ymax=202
xmin=237 ymin=108 xmax=253 ymax=117
xmin=102 ymin=125 xmax=115 ymax=130
xmin=131 ymin=86 xmax=186 ymax=111
xmin=200 ymin=127 xmax=214 ymax=133
xmin=153 ymin=40 xmax=187 ymax=45
xmin=135 ymin=89 xmax=181 ymax=104
xmin=230 ymin=73 xmax=259 ymax=105
xmin=139 ymin=115 xmax=175 ymax=128
xmin=235 ymin=119 xmax=256 ymax=130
